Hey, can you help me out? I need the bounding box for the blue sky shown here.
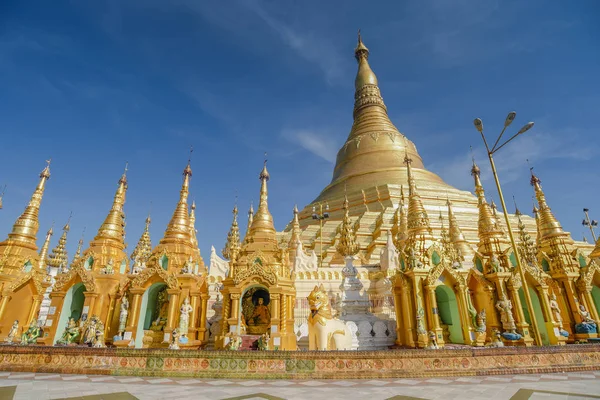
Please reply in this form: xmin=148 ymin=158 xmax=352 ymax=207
xmin=1 ymin=0 xmax=599 ymax=262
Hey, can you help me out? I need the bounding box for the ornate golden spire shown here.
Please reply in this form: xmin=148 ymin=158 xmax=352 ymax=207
xmin=247 ymin=159 xmax=276 ymax=236
xmin=438 ymin=213 xmax=460 ymax=264
xmin=530 ymin=170 xmax=569 ymax=241
xmin=189 ymin=201 xmax=199 ymax=248
xmin=516 ymin=207 xmax=538 ymax=267
xmin=160 ymin=161 xmax=192 ymax=245
xmin=71 ymin=231 xmax=84 ymax=266
xmin=590 ymin=236 xmax=600 ymax=259
xmin=131 ymin=215 xmax=152 ymax=265
xmin=288 ymin=205 xmax=301 ymax=248
xmin=92 ymin=164 xmax=128 ymax=249
xmin=5 ymin=160 xmax=51 ymax=249
xmin=446 ymin=199 xmax=471 ymax=259
xmin=532 ymin=203 xmax=541 ymax=248
xmin=38 ymin=226 xmax=54 ymax=270
xmin=222 ymin=203 xmax=241 ymax=260
xmin=313 ymin=31 xmax=445 ymax=203
xmin=405 ymin=153 xmax=433 ymax=240
xmin=336 ymin=194 xmax=359 ymax=257
xmin=471 ymin=159 xmax=503 ymax=237
xmin=392 ymin=186 xmax=408 ymax=249
xmin=48 ymin=218 xmax=70 ymax=269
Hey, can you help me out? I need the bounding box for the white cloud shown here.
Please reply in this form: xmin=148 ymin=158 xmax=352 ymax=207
xmin=282 ymin=129 xmax=339 ymax=163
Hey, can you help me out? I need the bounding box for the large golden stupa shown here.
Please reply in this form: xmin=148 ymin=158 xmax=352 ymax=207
xmin=290 ymin=33 xmax=559 ymax=267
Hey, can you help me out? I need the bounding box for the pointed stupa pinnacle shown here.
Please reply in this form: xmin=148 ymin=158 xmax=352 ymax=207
xmin=222 ymin=203 xmax=241 ymax=260
xmin=515 ymin=203 xmax=538 ymax=267
xmin=404 ymin=153 xmax=432 ymax=239
xmin=131 ymin=214 xmax=152 ymax=265
xmin=6 ymin=160 xmax=51 ymax=249
xmin=38 ymin=225 xmax=54 ymax=270
xmin=471 ymin=158 xmax=502 ymax=237
xmin=336 ymin=194 xmax=359 ymax=257
xmin=288 ymin=205 xmax=301 ymax=249
xmin=48 ymin=217 xmax=70 ymax=269
xmin=161 ymin=161 xmax=193 ymax=244
xmin=446 ymin=199 xmax=471 ymax=258
xmin=529 ymin=169 xmax=568 ymax=241
xmin=248 ymin=158 xmax=276 ymax=236
xmin=93 ymin=163 xmax=128 ymax=249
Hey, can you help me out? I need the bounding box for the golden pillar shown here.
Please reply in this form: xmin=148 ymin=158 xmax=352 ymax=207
xmin=507 ymin=281 xmax=534 ymax=346
xmin=425 ymin=285 xmax=444 ymax=346
xmin=455 ymin=284 xmax=475 ymax=345
xmin=26 ymin=295 xmax=43 ymax=326
xmin=281 ymin=295 xmax=288 ymax=334
xmin=400 ymin=286 xmax=415 ymax=347
xmin=198 ymin=293 xmax=209 ymax=343
xmin=393 ymin=291 xmax=404 ymax=345
xmin=126 ymin=289 xmax=144 ymax=332
xmin=189 ymin=293 xmax=199 ymax=334
xmin=582 ymin=286 xmax=600 ymax=322
xmin=229 ymin=293 xmax=240 ymax=332
xmin=0 ymin=294 xmax=12 ymax=328
xmin=166 ymin=289 xmax=180 ymax=330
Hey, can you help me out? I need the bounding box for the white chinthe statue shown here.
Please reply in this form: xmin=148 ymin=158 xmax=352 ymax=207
xmin=307 ymin=284 xmax=352 ymax=351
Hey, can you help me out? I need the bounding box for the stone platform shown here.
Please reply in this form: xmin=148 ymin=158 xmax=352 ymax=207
xmin=0 ymin=344 xmax=598 ymax=380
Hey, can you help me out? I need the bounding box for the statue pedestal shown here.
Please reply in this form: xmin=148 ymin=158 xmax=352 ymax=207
xmin=574 ymin=332 xmax=598 ymax=342
xmin=178 ymin=340 xmax=201 ymax=350
xmin=545 ymin=322 xmax=567 ymax=346
xmin=113 ymin=340 xmax=131 ymax=348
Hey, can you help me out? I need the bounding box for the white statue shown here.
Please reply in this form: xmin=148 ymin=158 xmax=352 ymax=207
xmin=101 ymin=259 xmax=115 ymax=275
xmin=180 ymin=257 xmax=194 ymax=274
xmin=5 ymin=320 xmax=19 ymax=343
xmin=92 ymin=321 xmax=106 ymax=348
xmin=209 ymin=246 xmax=229 ymax=279
xmin=169 ymin=329 xmax=180 ymax=350
xmin=496 ymin=294 xmax=516 ymax=333
xmin=578 ymin=304 xmax=596 ymax=325
xmin=131 ymin=258 xmax=145 ymax=274
xmin=292 ymin=238 xmax=318 ymax=274
xmin=178 ymin=297 xmax=193 ymax=338
xmin=380 ymin=230 xmax=399 ymax=273
xmin=549 ymin=293 xmax=563 ymax=325
xmin=118 ymin=296 xmax=129 ymax=336
xmin=307 ymin=284 xmax=352 ymax=350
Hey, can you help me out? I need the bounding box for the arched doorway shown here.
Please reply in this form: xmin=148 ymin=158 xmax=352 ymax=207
xmin=135 ymin=283 xmax=167 ymax=348
xmin=53 ymin=282 xmax=85 ymax=344
xmin=241 ymin=285 xmax=271 ymax=335
xmin=518 ymin=287 xmax=550 ymax=345
xmin=435 ymin=285 xmax=464 ymax=344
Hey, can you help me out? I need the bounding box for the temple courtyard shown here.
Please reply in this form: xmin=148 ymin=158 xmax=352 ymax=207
xmin=0 ymin=371 xmax=599 ymax=399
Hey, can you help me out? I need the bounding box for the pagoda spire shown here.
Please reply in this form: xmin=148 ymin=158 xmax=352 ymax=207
xmin=336 ymin=194 xmax=359 ymax=257
xmin=38 ymin=225 xmax=54 ymax=270
xmin=247 ymin=158 xmax=276 ymax=237
xmin=515 ymin=206 xmax=538 ymax=268
xmin=6 ymin=160 xmax=51 ymax=249
xmin=71 ymin=230 xmax=84 ymax=266
xmin=288 ymin=205 xmax=301 ymax=249
xmin=48 ymin=218 xmax=70 ymax=270
xmin=405 ymin=153 xmax=433 ymax=240
xmin=530 ymin=170 xmax=570 ymax=241
xmin=160 ymin=161 xmax=192 ymax=245
xmin=446 ymin=199 xmax=472 ymax=259
xmin=353 ymin=29 xmax=386 ymax=118
xmin=471 ymin=159 xmax=503 ymax=238
xmin=131 ymin=215 xmax=152 ymax=265
xmin=222 ymin=203 xmax=241 ymax=261
xmin=392 ymin=186 xmax=408 ymax=249
xmin=92 ymin=164 xmax=128 ymax=250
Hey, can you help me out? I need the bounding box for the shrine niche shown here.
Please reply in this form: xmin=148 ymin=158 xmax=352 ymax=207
xmin=214 ymin=161 xmax=297 ymax=351
xmin=241 ymin=286 xmax=271 ymax=335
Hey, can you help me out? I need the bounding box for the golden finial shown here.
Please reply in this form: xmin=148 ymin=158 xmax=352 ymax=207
xmin=249 ymin=157 xmax=276 ymax=235
xmin=131 ymin=214 xmax=152 ymax=265
xmin=355 ymin=29 xmax=369 ymax=59
xmin=289 ymin=204 xmax=302 ymax=249
xmin=404 ymin=148 xmax=432 ymax=239
xmin=38 ymin=224 xmax=54 ymax=270
xmin=446 ymin=198 xmax=471 ymax=259
xmin=513 ymin=196 xmax=522 ymax=216
xmin=222 ymin=200 xmax=241 ymax=260
xmin=6 ymin=161 xmax=52 ymax=247
xmin=160 ymin=159 xmax=194 ymax=247
xmin=516 ymin=201 xmax=538 ymax=267
xmin=92 ymin=167 xmax=128 ymax=249
xmin=353 ymin=29 xmax=379 ymax=93
xmin=71 ymin=228 xmax=85 ymax=266
xmin=528 ymin=167 xmax=568 ymax=243
xmin=48 ymin=216 xmax=70 ymax=269
xmin=336 ymin=193 xmax=359 ymax=257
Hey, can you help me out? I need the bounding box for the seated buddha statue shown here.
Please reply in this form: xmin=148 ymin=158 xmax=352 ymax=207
xmin=246 ymin=297 xmax=271 ymax=334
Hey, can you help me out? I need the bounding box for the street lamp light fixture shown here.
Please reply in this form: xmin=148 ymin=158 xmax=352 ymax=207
xmin=312 ymin=202 xmax=330 ymax=267
xmin=473 ymin=111 xmax=543 ymax=347
xmin=582 ymin=208 xmax=598 ymax=242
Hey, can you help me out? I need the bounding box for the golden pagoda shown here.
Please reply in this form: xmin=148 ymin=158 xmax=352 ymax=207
xmin=0 ymin=161 xmax=52 ymax=339
xmin=43 ymin=166 xmax=130 ymax=345
xmin=47 ymin=218 xmax=71 ymax=273
xmin=216 ymin=160 xmax=297 ymax=350
xmin=120 ymin=161 xmax=208 ymax=348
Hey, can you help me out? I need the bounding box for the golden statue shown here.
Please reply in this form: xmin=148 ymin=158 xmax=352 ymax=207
xmin=245 ymin=297 xmax=271 ymax=335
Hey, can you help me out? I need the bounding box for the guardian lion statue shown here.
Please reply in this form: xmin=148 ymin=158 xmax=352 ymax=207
xmin=307 ymin=284 xmax=352 ymax=351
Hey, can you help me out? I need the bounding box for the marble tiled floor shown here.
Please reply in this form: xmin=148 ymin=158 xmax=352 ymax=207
xmin=0 ymin=371 xmax=599 ymax=399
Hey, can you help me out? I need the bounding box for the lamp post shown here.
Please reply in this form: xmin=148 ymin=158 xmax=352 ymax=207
xmin=473 ymin=111 xmax=543 ymax=346
xmin=582 ymin=208 xmax=598 ymax=242
xmin=312 ymin=202 xmax=330 ymax=268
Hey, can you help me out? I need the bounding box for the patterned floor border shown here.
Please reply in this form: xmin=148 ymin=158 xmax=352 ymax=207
xmin=1 ymin=344 xmax=599 ymax=379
